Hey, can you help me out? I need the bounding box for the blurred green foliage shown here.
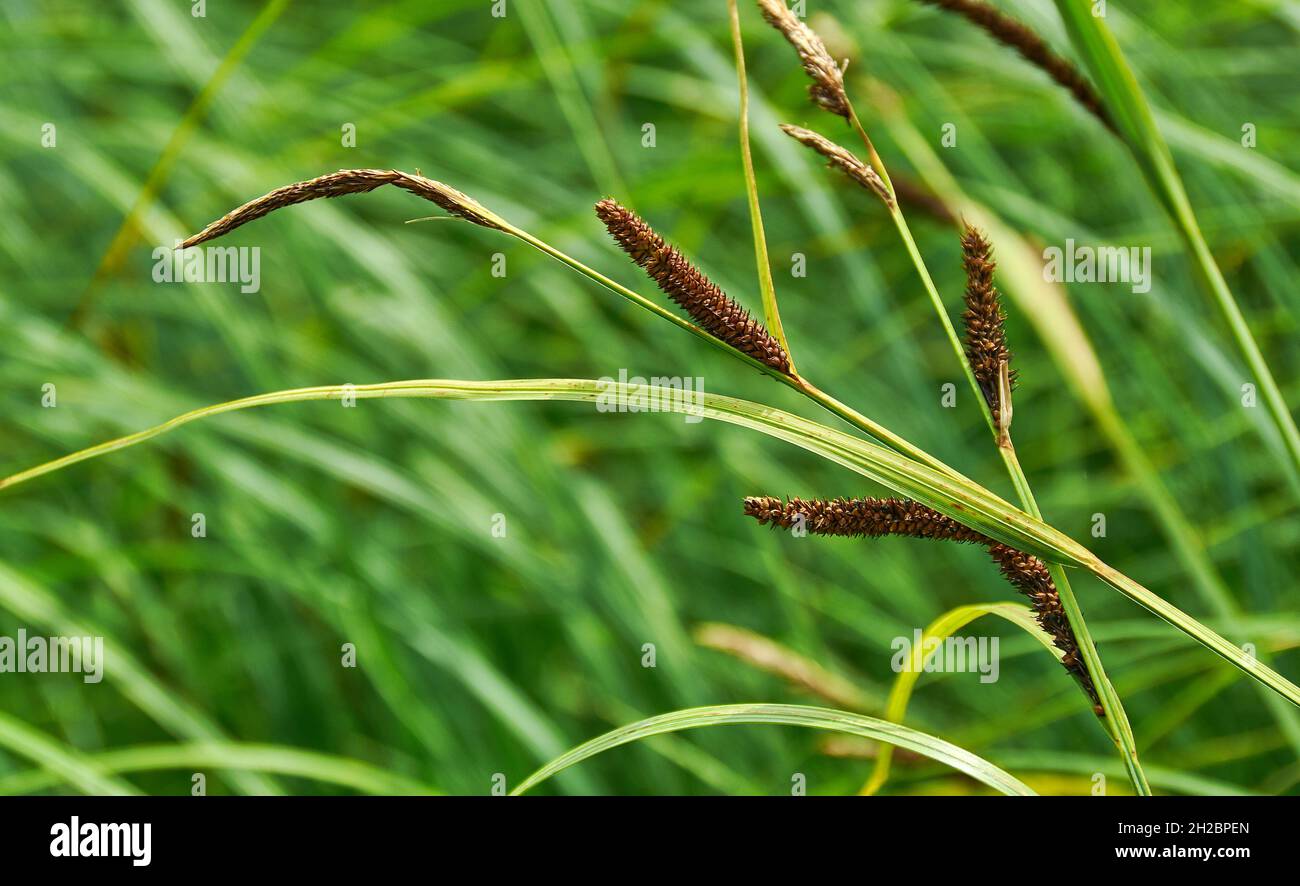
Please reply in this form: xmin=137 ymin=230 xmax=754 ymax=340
xmin=0 ymin=0 xmax=1297 ymax=794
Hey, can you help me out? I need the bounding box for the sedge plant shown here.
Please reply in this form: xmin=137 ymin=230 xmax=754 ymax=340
xmin=3 ymin=1 xmax=1297 ymax=796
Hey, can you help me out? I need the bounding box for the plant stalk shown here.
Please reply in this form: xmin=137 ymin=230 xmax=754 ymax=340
xmin=728 ymin=0 xmax=795 ymax=372
xmin=844 ymin=95 xmax=1148 ymax=792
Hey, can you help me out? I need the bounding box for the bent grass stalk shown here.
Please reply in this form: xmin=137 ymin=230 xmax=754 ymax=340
xmin=184 ymin=165 xmax=968 ymax=481
xmin=919 ymin=0 xmax=1300 ymax=499
xmin=4 ymin=379 xmax=1298 ymax=717
xmin=758 ymin=2 xmax=1145 ymax=790
xmin=870 ymin=91 xmax=1300 ymax=766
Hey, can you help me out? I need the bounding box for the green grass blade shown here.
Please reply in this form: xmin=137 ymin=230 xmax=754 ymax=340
xmin=4 ymin=377 xmax=1296 ymax=712
xmin=0 ymin=564 xmax=283 ymax=796
xmin=0 ymin=378 xmax=1092 ymax=562
xmin=0 ymin=742 xmax=438 ymax=796
xmin=1052 ymin=0 xmax=1300 ymax=482
xmin=0 ymin=711 xmax=139 ymax=796
xmin=876 ymin=80 xmax=1300 ymax=770
xmin=71 ymin=0 xmax=292 ymax=326
xmin=510 ymin=703 xmax=1036 ymax=796
xmin=861 ymin=602 xmax=1058 ymax=796
xmin=727 ymin=0 xmax=793 ymax=368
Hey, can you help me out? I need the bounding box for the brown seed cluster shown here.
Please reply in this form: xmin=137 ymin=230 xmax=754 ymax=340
xmin=181 ymin=169 xmax=502 ymax=248
xmin=779 ymin=125 xmax=894 ymax=208
xmin=743 ymin=495 xmax=987 ymax=542
xmin=916 ymin=0 xmax=1114 ymax=132
xmin=595 ymin=199 xmax=791 ymax=375
xmin=984 ymin=542 xmax=1100 ymax=710
xmin=743 ymin=494 xmax=1103 ymax=714
xmin=960 ymin=224 xmax=1016 ymax=429
xmin=757 ymin=0 xmax=850 ymax=119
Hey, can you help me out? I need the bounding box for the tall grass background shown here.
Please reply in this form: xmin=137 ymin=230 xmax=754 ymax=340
xmin=1 ymin=0 xmax=1297 ymax=795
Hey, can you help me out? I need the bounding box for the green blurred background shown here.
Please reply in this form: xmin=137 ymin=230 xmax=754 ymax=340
xmin=1 ymin=0 xmax=1297 ymax=795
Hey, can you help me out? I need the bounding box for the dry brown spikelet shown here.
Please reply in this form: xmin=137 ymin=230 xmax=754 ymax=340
xmin=595 ymin=199 xmax=791 ymax=375
xmin=181 ymin=169 xmax=503 ymax=248
xmin=916 ymin=0 xmax=1114 ymax=132
xmin=743 ymin=494 xmax=1103 ymax=714
xmin=694 ymin=622 xmax=872 ymax=710
xmin=757 ymin=0 xmax=850 ymax=119
xmin=779 ymin=124 xmax=894 ymax=208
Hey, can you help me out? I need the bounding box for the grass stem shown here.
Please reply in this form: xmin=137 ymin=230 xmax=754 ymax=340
xmin=844 ymin=94 xmax=1148 ymax=793
xmin=728 ymin=0 xmax=795 ymax=373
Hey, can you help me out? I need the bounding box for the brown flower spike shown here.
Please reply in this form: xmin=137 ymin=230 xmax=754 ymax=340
xmin=757 ymin=0 xmax=850 ymax=119
xmin=743 ymin=495 xmax=1103 ymax=714
xmin=181 ymin=169 xmax=503 ymax=249
xmin=960 ymin=224 xmax=1016 ymax=434
xmin=780 ymin=125 xmax=894 ymax=208
xmin=916 ymin=0 xmax=1114 ymax=132
xmin=743 ymin=495 xmax=987 ymax=543
xmin=595 ymin=199 xmax=792 ymax=375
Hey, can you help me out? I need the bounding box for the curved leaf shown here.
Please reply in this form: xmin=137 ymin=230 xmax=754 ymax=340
xmin=3 ymin=377 xmax=1297 ymax=710
xmin=0 ymin=711 xmax=138 ymax=796
xmin=861 ymin=602 xmax=1060 ymax=796
xmin=510 ymin=703 xmax=1036 ymax=796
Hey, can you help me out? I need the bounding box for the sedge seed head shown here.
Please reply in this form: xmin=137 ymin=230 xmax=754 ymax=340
xmin=744 ymin=494 xmax=1103 ymax=713
xmin=595 ymin=199 xmax=791 ymax=375
xmin=742 ymin=495 xmax=987 ymax=542
xmin=182 ymin=169 xmax=502 ymax=248
xmin=779 ymin=124 xmax=893 ymax=208
xmin=757 ymin=0 xmax=851 ymax=120
xmin=916 ymin=0 xmax=1114 ymax=132
xmin=959 ymin=224 xmax=1017 ymax=428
